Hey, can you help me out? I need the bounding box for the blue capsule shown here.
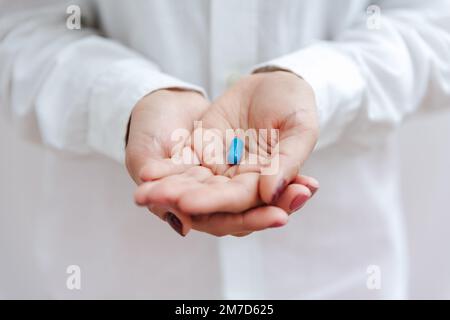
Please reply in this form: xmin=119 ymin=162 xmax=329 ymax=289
xmin=227 ymin=137 xmax=244 ymax=165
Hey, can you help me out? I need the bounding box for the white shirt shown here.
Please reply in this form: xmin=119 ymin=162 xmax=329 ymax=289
xmin=0 ymin=0 xmax=449 ymax=299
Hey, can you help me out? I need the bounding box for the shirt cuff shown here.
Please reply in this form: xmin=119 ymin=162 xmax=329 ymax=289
xmin=253 ymin=42 xmax=366 ymax=149
xmin=87 ymin=59 xmax=206 ymax=163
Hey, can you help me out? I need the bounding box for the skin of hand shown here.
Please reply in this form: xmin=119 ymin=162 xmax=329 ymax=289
xmin=125 ymin=88 xmax=210 ymax=232
xmin=125 ymin=88 xmax=312 ymax=237
xmin=136 ymin=169 xmax=318 ymax=237
xmin=127 ymin=88 xmax=318 ymax=237
xmin=136 ymin=70 xmax=320 ymax=237
xmin=199 ymin=70 xmax=320 ymax=204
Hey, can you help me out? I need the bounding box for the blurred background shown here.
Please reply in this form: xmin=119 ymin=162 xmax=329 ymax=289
xmin=398 ymin=110 xmax=450 ymax=298
xmin=1 ymin=108 xmax=449 ymax=298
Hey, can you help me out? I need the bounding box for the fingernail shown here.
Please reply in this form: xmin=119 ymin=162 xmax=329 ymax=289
xmin=289 ymin=194 xmax=309 ymax=212
xmin=166 ymin=212 xmax=184 ymax=237
xmin=270 ymin=222 xmax=285 ymax=228
xmin=271 ymin=179 xmax=286 ymax=204
xmin=308 ymin=186 xmax=318 ymax=197
xmin=307 ymin=179 xmax=319 ymax=196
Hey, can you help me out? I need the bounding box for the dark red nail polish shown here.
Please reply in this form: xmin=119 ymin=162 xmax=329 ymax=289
xmin=289 ymin=194 xmax=308 ymax=212
xmin=271 ymin=179 xmax=286 ymax=204
xmin=270 ymin=222 xmax=285 ymax=228
xmin=166 ymin=212 xmax=184 ymax=237
xmin=307 ymin=185 xmax=318 ymax=197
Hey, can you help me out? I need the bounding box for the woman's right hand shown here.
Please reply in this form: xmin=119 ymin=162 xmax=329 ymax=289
xmin=125 ymin=88 xmax=210 ymax=234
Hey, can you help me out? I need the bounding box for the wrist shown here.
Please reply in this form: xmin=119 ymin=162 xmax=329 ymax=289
xmin=253 ymin=68 xmax=305 ymax=83
xmin=135 ymin=87 xmax=203 ymax=110
xmin=253 ymin=66 xmax=302 ymax=78
xmin=249 ymin=69 xmax=313 ymax=95
xmin=126 ymin=88 xmax=207 ymax=147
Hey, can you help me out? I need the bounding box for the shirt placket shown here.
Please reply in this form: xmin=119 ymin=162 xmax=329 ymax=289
xmin=209 ymin=0 xmax=265 ymax=299
xmin=209 ymin=0 xmax=259 ymax=98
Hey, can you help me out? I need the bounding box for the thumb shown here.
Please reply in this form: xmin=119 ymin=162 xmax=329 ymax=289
xmin=259 ymin=129 xmax=318 ymax=204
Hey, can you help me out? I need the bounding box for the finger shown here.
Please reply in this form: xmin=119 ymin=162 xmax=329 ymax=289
xmin=134 ymin=181 xmax=161 ymax=206
xmin=274 ymin=183 xmax=312 ymax=214
xmin=273 ymin=174 xmax=319 ymax=213
xmin=259 ymin=128 xmax=317 ymax=204
xmin=136 ymin=184 xmax=194 ymax=236
xmin=135 ymin=167 xmax=213 ymax=208
xmin=139 ymin=147 xmax=199 ymax=182
xmin=191 ymin=206 xmax=289 ymax=237
xmin=191 ymin=126 xmax=230 ymax=176
xmin=139 ymin=159 xmax=193 ymax=182
xmin=164 ymin=210 xmax=192 ymax=237
xmin=177 ymin=172 xmax=261 ymax=214
xmin=146 ymin=167 xmax=213 ymax=207
xmin=135 ymin=179 xmax=184 ymax=209
xmin=135 ymin=179 xmax=193 ymax=234
xmin=146 ymin=204 xmax=169 ymax=220
xmin=293 ymin=175 xmax=320 ymax=196
xmin=231 ymin=231 xmax=253 ymax=237
xmin=145 ymin=204 xmax=193 ymax=237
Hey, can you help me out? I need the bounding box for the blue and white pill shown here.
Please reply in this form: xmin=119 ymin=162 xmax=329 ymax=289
xmin=227 ymin=137 xmax=244 ymax=165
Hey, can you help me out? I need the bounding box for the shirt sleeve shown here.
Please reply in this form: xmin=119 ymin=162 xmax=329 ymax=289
xmin=254 ymin=0 xmax=450 ymax=150
xmin=0 ymin=0 xmax=206 ymax=163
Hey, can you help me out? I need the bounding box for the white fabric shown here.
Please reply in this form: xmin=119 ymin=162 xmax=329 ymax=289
xmin=0 ymin=0 xmax=449 ymax=299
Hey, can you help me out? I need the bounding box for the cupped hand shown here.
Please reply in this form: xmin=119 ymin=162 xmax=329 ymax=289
xmin=125 ymin=88 xmax=209 ymax=230
xmin=195 ymin=70 xmax=320 ymax=204
xmin=136 ymin=71 xmax=320 ymax=237
xmin=126 ymin=88 xmax=209 ymax=183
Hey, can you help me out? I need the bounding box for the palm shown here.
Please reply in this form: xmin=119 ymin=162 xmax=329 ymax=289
xmin=135 ymin=72 xmax=319 ymax=236
xmin=193 ymin=71 xmax=318 ymax=203
xmin=126 ymin=89 xmax=209 ymax=184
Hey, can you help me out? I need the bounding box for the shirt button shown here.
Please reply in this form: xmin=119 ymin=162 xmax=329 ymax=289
xmin=226 ymin=71 xmax=242 ymax=88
